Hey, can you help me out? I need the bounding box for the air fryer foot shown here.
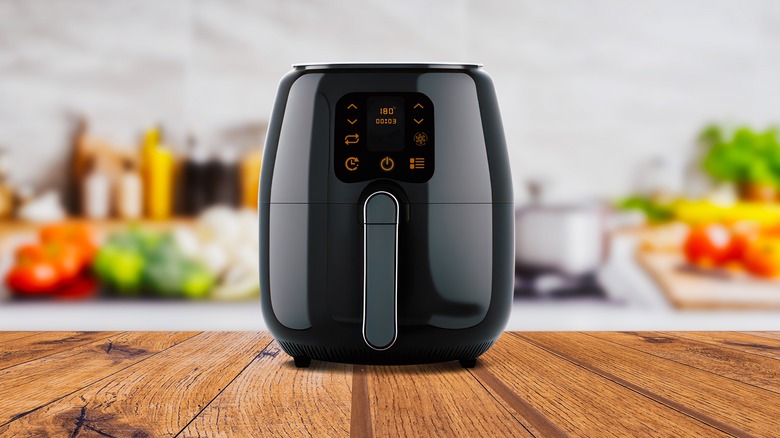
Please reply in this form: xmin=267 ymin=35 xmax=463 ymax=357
xmin=293 ymin=356 xmax=311 ymax=368
xmin=459 ymin=358 xmax=477 ymax=368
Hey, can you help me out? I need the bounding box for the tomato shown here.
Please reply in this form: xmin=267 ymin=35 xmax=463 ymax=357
xmin=15 ymin=244 xmax=47 ymax=263
xmin=53 ymin=275 xmax=98 ymax=300
xmin=39 ymin=223 xmax=98 ymax=263
xmin=743 ymin=238 xmax=780 ymax=278
xmin=729 ymin=221 xmax=762 ymax=262
xmin=14 ymin=242 xmax=84 ymax=282
xmin=6 ymin=260 xmax=60 ymax=294
xmin=763 ymin=223 xmax=780 ymax=239
xmin=45 ymin=243 xmax=86 ymax=281
xmin=684 ymin=223 xmax=734 ymax=267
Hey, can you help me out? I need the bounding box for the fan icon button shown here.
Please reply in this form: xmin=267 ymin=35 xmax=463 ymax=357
xmin=413 ymin=132 xmax=428 ymax=146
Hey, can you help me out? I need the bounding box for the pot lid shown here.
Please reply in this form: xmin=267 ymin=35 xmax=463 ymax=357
xmin=520 ymin=179 xmax=604 ymax=210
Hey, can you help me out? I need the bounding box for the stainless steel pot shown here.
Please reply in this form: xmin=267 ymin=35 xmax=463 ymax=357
xmin=515 ymin=182 xmax=609 ymax=277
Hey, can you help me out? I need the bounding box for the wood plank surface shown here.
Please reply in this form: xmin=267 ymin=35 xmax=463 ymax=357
xmin=672 ymin=331 xmax=780 ymax=361
xmin=0 ymin=332 xmax=38 ymax=343
xmin=592 ymin=332 xmax=780 ymax=394
xmin=0 ymin=332 xmax=272 ymax=437
xmin=0 ymin=331 xmax=778 ymax=437
xmin=0 ymin=331 xmax=113 ymax=371
xmin=0 ymin=331 xmax=198 ymax=426
xmin=181 ymin=341 xmax=352 ymax=437
xmin=521 ymin=332 xmax=779 ymax=437
xmin=742 ymin=331 xmax=780 ymax=341
xmin=475 ymin=333 xmax=729 ymax=436
xmin=366 ymin=362 xmax=532 ymax=437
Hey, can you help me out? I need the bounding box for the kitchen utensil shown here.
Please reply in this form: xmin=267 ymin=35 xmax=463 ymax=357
xmin=515 ymin=181 xmax=609 ymax=278
xmin=260 ymin=63 xmax=514 ymax=367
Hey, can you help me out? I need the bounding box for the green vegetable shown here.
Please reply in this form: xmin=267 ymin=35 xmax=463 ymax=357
xmin=181 ymin=264 xmax=215 ymax=299
xmin=92 ymin=229 xmax=151 ymax=295
xmin=93 ymin=228 xmax=216 ymax=299
xmin=93 ymin=247 xmax=145 ymax=293
xmin=616 ymin=196 xmax=674 ymax=223
xmin=700 ymin=125 xmax=780 ymax=187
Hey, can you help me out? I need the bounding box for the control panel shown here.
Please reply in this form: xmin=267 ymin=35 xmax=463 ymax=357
xmin=335 ymin=92 xmax=434 ymax=183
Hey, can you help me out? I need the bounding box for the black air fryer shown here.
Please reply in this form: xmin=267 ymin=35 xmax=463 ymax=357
xmin=260 ymin=63 xmax=513 ymax=367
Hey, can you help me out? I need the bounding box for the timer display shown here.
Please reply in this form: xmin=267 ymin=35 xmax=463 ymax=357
xmin=367 ymin=96 xmax=404 ymax=152
xmin=334 ymin=92 xmax=434 ymax=183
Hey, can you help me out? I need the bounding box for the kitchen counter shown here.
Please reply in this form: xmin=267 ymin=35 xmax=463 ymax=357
xmin=1 ymin=331 xmax=778 ymax=436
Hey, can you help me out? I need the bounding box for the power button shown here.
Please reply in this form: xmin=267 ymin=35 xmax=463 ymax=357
xmin=380 ymin=156 xmax=394 ymax=171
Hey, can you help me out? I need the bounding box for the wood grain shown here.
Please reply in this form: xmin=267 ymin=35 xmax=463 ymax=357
xmin=366 ymin=362 xmax=532 ymax=437
xmin=672 ymin=331 xmax=780 ymax=361
xmin=592 ymin=332 xmax=780 ymax=394
xmin=351 ymin=365 xmax=373 ymax=438
xmin=477 ymin=333 xmax=729 ymax=436
xmin=469 ymin=364 xmax=567 ymax=437
xmin=0 ymin=332 xmax=779 ymax=436
xmin=0 ymin=332 xmax=271 ymax=437
xmin=0 ymin=331 xmax=113 ymax=371
xmin=522 ymin=332 xmax=778 ymax=437
xmin=0 ymin=331 xmax=198 ymax=426
xmin=0 ymin=332 xmax=38 ymax=343
xmin=180 ymin=341 xmax=352 ymax=438
xmin=742 ymin=331 xmax=780 ymax=341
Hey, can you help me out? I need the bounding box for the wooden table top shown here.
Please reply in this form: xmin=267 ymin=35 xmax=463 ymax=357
xmin=0 ymin=331 xmax=778 ymax=437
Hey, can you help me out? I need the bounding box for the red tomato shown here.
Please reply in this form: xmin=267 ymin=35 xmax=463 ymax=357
xmin=53 ymin=275 xmax=98 ymax=300
xmin=45 ymin=243 xmax=86 ymax=281
xmin=14 ymin=243 xmax=84 ymax=282
xmin=729 ymin=221 xmax=762 ymax=262
xmin=6 ymin=260 xmax=60 ymax=294
xmin=743 ymin=238 xmax=780 ymax=279
xmin=15 ymin=244 xmax=47 ymax=263
xmin=684 ymin=223 xmax=734 ymax=268
xmin=763 ymin=223 xmax=780 ymax=239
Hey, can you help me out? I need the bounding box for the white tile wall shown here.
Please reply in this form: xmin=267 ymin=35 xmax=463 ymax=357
xmin=0 ymin=0 xmax=778 ymax=200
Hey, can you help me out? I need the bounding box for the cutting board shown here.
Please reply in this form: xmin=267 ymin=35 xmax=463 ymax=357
xmin=637 ymin=250 xmax=780 ymax=310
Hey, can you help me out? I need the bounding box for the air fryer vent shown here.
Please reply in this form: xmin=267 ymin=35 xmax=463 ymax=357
xmin=277 ymin=340 xmax=495 ymax=365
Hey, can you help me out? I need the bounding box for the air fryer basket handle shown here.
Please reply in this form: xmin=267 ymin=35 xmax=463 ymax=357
xmin=362 ymin=191 xmax=399 ymax=350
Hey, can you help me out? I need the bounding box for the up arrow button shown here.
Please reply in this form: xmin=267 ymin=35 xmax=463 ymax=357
xmin=413 ymin=103 xmax=424 ymax=109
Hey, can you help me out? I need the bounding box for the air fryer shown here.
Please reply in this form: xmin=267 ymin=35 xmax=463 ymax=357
xmin=259 ymin=63 xmax=514 ymax=367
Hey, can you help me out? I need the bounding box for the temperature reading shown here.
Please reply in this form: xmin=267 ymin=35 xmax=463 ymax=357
xmin=367 ymin=96 xmax=404 ymax=152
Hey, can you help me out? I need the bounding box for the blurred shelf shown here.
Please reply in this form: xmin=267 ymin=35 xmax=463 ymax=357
xmin=0 ymin=217 xmax=195 ymax=238
xmin=507 ymin=301 xmax=780 ymax=331
xmin=1 ymin=299 xmax=778 ymax=331
xmin=0 ymin=300 xmax=264 ymax=331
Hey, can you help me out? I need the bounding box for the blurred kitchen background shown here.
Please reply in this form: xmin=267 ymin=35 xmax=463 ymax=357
xmin=1 ymin=0 xmax=779 ymax=330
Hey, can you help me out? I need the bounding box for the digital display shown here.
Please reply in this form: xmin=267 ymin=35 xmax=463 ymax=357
xmin=367 ymin=96 xmax=404 ymax=152
xmin=335 ymin=92 xmax=434 ymax=183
